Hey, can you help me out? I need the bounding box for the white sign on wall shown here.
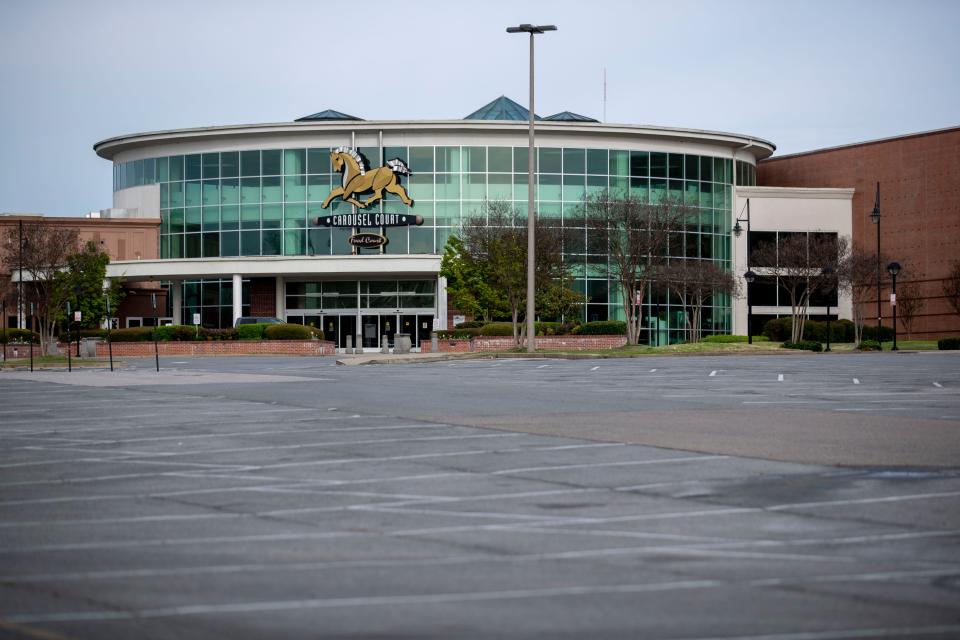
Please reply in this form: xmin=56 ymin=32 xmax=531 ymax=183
xmin=453 ymin=315 xmax=466 ymax=326
xmin=890 ymin=293 xmax=897 ymax=306
xmin=192 ymin=313 xmax=201 ymax=325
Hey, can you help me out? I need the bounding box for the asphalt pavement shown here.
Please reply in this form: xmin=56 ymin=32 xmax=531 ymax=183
xmin=1 ymin=353 xmax=958 ymax=639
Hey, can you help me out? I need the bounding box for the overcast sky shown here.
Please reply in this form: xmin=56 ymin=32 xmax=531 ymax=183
xmin=1 ymin=0 xmax=958 ymax=216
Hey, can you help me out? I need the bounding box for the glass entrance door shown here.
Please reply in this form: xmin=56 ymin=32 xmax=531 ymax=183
xmin=361 ymin=315 xmax=379 ymax=349
xmin=339 ymin=314 xmax=356 ymax=350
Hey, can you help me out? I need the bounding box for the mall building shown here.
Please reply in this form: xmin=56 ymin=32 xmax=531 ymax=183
xmin=7 ymin=97 xmax=879 ymax=348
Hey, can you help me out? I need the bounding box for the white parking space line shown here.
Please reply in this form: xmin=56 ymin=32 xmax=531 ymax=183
xmin=649 ymin=368 xmax=657 ymax=372
xmin=590 ymin=366 xmax=600 ymax=371
xmin=709 ymin=370 xmax=717 ymax=377
xmin=853 ymin=378 xmax=860 ymax=385
xmin=933 ymin=381 xmax=943 ymax=388
xmin=778 ymin=374 xmax=784 ymax=382
xmin=537 ymin=364 xmax=549 ymax=369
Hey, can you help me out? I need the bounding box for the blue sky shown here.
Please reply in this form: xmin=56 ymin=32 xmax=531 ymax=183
xmin=1 ymin=0 xmax=958 ymax=216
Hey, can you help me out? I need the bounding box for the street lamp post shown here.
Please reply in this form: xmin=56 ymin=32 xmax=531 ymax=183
xmin=507 ymin=23 xmax=556 ymax=354
xmin=887 ymin=261 xmax=901 ymax=351
xmin=869 ymin=182 xmax=881 ymax=344
xmin=734 ymin=199 xmax=752 ymax=342
xmin=821 ymin=266 xmax=836 ymax=352
xmin=743 ymin=270 xmax=756 ymax=344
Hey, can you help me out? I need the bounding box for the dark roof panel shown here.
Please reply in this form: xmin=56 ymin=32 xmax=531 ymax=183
xmin=543 ymin=111 xmax=599 ymax=122
xmin=464 ymin=96 xmax=540 ymax=121
xmin=295 ymin=109 xmax=363 ymax=122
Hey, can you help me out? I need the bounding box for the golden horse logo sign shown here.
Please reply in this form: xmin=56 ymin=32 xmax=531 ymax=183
xmin=321 ymin=147 xmax=414 ymax=210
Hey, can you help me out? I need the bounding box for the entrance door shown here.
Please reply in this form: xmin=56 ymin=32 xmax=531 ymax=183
xmin=322 ymin=316 xmax=339 ymax=346
xmin=381 ymin=314 xmax=398 ymax=348
xmin=400 ymin=315 xmax=417 ymax=348
xmin=361 ymin=315 xmax=380 ymax=349
xmin=339 ymin=314 xmax=356 ymax=350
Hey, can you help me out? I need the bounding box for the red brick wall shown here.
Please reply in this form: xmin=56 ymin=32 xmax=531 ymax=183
xmin=94 ymin=340 xmax=335 ymax=357
xmin=422 ymin=335 xmax=627 ymax=353
xmin=759 ymin=127 xmax=960 ymax=337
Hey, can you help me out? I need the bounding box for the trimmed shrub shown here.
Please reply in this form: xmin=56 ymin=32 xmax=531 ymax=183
xmin=701 ymin=334 xmax=770 ymax=343
xmin=857 ymin=339 xmax=882 ymax=351
xmin=861 ymin=325 xmax=895 ymax=342
xmin=153 ymin=325 xmax=199 ymax=342
xmin=578 ymin=320 xmax=627 ymax=335
xmin=937 ymin=337 xmax=960 ymax=350
xmin=436 ymin=328 xmax=480 ymax=339
xmin=535 ymin=321 xmax=578 ymax=336
xmin=75 ymin=329 xmax=107 ymax=340
xmin=237 ymin=323 xmax=270 ymax=340
xmin=264 ymin=323 xmax=323 ymax=340
xmin=782 ymin=340 xmax=823 ymax=352
xmin=108 ymin=327 xmax=155 ymax=342
xmin=201 ymin=328 xmax=238 ymax=341
xmin=455 ymin=320 xmax=486 ymax=329
xmin=478 ymin=322 xmax=515 ymax=336
xmin=762 ymin=317 xmax=857 ymax=343
xmin=0 ymin=328 xmax=40 ymax=344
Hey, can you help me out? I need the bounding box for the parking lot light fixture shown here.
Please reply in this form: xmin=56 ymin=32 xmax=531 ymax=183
xmin=821 ymin=266 xmax=836 ymax=352
xmin=887 ymin=261 xmax=901 ymax=351
xmin=744 ymin=270 xmax=756 ymax=344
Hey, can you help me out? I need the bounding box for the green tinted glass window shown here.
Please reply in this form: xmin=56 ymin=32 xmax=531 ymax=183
xmin=262 ymin=230 xmax=281 ymax=255
xmin=241 ymin=204 xmax=260 ymax=229
xmin=409 ymin=227 xmax=433 ymax=254
xmin=220 ymin=152 xmax=239 ymax=178
xmin=307 ymin=174 xmax=330 ymax=202
xmin=240 ymin=177 xmax=259 ymax=203
xmin=630 ymin=151 xmax=648 ymax=177
xmin=220 ymin=231 xmax=239 ymax=256
xmin=513 ymin=147 xmax=529 ymax=172
xmin=185 ymin=233 xmax=201 ymax=258
xmin=685 ymin=155 xmax=700 ymax=180
xmin=202 ymin=180 xmax=219 ymax=206
xmin=186 ymin=154 xmax=202 ymax=180
xmin=157 ymin=157 xmax=169 ymax=182
xmin=700 ymin=157 xmax=713 ymax=182
xmin=435 ymin=147 xmax=459 ymax=172
xmin=284 ymin=202 xmax=306 ymax=228
xmin=262 ymin=150 xmax=282 ymax=175
xmin=283 ymin=149 xmax=305 ymax=175
xmin=169 ymin=208 xmax=184 ymax=234
xmin=307 ymin=148 xmax=329 ymax=174
xmin=587 ymin=149 xmax=607 ymax=175
xmin=185 ymin=207 xmax=201 ymax=233
xmin=609 ymin=150 xmax=628 ymax=176
xmin=563 ymin=148 xmax=585 ymax=174
xmin=539 ymin=174 xmax=561 ymax=201
xmin=463 ymin=147 xmax=485 ymax=172
xmin=539 ymin=148 xmax=562 ymax=173
xmin=159 ymin=183 xmax=169 ymax=209
xmin=261 ymin=176 xmax=282 ymax=203
xmin=408 ymin=147 xmax=433 ymax=172
xmin=668 ymin=154 xmax=683 ymax=179
xmin=202 ymin=154 xmax=219 ymax=179
xmin=284 ymin=176 xmax=306 ymax=202
xmin=185 ymin=181 xmax=201 ymax=207
xmin=221 ymin=205 xmax=239 ymax=230
xmin=488 ymin=173 xmax=511 ymax=200
xmin=435 ymin=173 xmax=460 ymax=199
xmin=220 ymin=178 xmax=239 ymax=205
xmin=262 ymin=204 xmax=282 ymax=229
xmin=241 ymin=230 xmax=260 ymax=255
xmin=586 ymin=175 xmax=607 ymax=197
xmin=562 ymin=174 xmax=585 ymax=201
xmin=650 ymin=153 xmax=667 ymax=178
xmin=241 ymin=150 xmax=260 ymax=177
xmin=488 ymin=147 xmax=512 ymax=172
xmin=202 ymin=206 xmax=219 ymax=231
xmin=408 ymin=173 xmax=434 ymax=200
xmin=464 ymin=173 xmax=486 ymax=199
xmin=284 ymin=229 xmax=305 ymax=255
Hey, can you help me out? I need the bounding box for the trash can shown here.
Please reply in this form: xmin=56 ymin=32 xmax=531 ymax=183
xmin=394 ymin=333 xmax=412 ymax=354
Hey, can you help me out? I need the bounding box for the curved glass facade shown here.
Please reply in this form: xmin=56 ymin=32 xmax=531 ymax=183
xmin=115 ymin=145 xmax=744 ymax=335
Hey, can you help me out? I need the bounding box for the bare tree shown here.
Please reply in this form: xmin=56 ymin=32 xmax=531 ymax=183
xmin=895 ymin=281 xmax=925 ymax=340
xmin=461 ymin=201 xmax=572 ymax=348
xmin=0 ymin=223 xmax=80 ymax=353
xmin=838 ymin=247 xmax=885 ymax=345
xmin=584 ymin=192 xmax=689 ymax=345
xmin=752 ymin=233 xmax=849 ymax=343
xmin=661 ymin=259 xmax=739 ymax=343
xmin=944 ymin=259 xmax=960 ymax=321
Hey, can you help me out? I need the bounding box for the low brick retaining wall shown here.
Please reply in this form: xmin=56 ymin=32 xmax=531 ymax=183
xmin=94 ymin=340 xmax=336 ymax=357
xmin=0 ymin=344 xmax=44 ymax=360
xmin=423 ymin=335 xmax=626 ymax=353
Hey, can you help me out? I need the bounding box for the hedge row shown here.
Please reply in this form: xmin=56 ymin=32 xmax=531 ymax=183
xmin=701 ymin=334 xmax=770 ymax=343
xmin=762 ymin=318 xmax=894 ymax=343
xmin=92 ymin=324 xmax=325 ymax=342
xmin=782 ymin=340 xmax=823 ymax=352
xmin=939 ymin=337 xmax=960 ymax=350
xmin=437 ymin=320 xmax=628 ymax=340
xmin=0 ymin=329 xmax=40 ymax=344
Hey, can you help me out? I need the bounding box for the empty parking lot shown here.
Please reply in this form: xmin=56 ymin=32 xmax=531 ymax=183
xmin=1 ymin=353 xmax=959 ymax=639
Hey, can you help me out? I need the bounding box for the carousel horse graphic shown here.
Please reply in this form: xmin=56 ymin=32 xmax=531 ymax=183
xmin=321 ymin=147 xmax=413 ymax=209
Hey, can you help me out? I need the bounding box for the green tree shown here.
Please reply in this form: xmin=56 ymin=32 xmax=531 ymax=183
xmin=64 ymin=241 xmax=123 ymax=330
xmin=439 ymin=234 xmax=505 ymax=322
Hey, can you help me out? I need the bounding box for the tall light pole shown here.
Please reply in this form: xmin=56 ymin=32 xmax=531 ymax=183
xmin=734 ymin=199 xmax=751 ymax=342
xmin=887 ymin=261 xmax=901 ymax=351
xmin=743 ymin=270 xmax=756 ymax=344
xmin=869 ymin=182 xmax=881 ymax=343
xmin=507 ymin=23 xmax=556 ymax=353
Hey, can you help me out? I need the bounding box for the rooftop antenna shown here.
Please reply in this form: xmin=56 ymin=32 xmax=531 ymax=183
xmin=603 ymin=67 xmax=607 ymax=122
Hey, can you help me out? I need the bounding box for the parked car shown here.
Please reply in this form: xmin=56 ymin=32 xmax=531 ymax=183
xmin=234 ymin=317 xmax=284 ymax=328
